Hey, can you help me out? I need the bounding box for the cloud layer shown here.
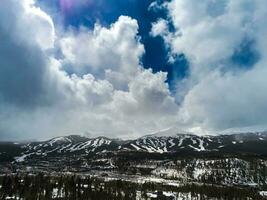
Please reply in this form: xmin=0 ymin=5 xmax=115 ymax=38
xmin=1 ymin=0 xmax=267 ymax=140
xmin=153 ymin=0 xmax=267 ymax=132
xmin=0 ymin=0 xmax=178 ymax=140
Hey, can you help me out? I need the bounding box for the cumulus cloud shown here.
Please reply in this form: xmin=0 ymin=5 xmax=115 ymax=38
xmin=59 ymin=16 xmax=144 ymax=89
xmin=150 ymin=19 xmax=169 ymax=37
xmin=153 ymin=0 xmax=267 ymax=132
xmin=0 ymin=0 xmax=178 ymax=140
xmin=2 ymin=0 xmax=267 ymax=140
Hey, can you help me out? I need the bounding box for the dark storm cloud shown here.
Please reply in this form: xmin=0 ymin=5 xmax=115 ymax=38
xmin=0 ymin=0 xmax=56 ymax=108
xmin=0 ymin=31 xmax=47 ymax=107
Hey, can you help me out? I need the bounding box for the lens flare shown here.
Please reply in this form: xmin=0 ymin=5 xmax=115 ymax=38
xmin=59 ymin=0 xmax=94 ymax=14
xmin=59 ymin=0 xmax=74 ymax=13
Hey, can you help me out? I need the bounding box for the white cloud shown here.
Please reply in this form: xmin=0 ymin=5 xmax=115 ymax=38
xmin=162 ymin=0 xmax=259 ymax=77
xmin=14 ymin=0 xmax=55 ymax=50
xmin=59 ymin=16 xmax=144 ymax=89
xmin=150 ymin=19 xmax=169 ymax=37
xmin=179 ymin=67 xmax=267 ymax=130
xmin=155 ymin=0 xmax=267 ymax=132
xmin=111 ymin=69 xmax=178 ymax=119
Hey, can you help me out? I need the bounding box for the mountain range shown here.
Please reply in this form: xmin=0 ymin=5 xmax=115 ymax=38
xmin=0 ymin=131 xmax=267 ymax=164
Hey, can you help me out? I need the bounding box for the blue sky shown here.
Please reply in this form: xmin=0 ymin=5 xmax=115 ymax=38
xmin=37 ymin=0 xmax=259 ymax=92
xmin=37 ymin=0 xmax=188 ymax=92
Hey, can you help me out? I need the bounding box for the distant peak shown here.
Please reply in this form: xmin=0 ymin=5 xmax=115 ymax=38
xmin=143 ymin=126 xmax=195 ymax=138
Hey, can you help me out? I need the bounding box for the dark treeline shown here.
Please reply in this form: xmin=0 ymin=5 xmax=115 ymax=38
xmin=0 ymin=173 xmax=266 ymax=200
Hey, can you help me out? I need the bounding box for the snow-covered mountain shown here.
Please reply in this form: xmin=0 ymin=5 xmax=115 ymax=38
xmin=121 ymin=131 xmax=267 ymax=153
xmin=13 ymin=135 xmax=120 ymax=162
xmin=1 ymin=131 xmax=265 ymax=163
xmin=1 ymin=131 xmax=267 ymax=192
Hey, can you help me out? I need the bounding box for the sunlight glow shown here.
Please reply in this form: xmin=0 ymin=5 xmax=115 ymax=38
xmin=59 ymin=0 xmax=94 ymax=13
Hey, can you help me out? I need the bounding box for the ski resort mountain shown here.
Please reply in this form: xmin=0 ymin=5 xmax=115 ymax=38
xmin=0 ymin=131 xmax=266 ymax=164
xmin=1 ymin=131 xmax=267 ymax=199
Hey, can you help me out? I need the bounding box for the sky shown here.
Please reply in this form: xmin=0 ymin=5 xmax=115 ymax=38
xmin=0 ymin=0 xmax=267 ymax=141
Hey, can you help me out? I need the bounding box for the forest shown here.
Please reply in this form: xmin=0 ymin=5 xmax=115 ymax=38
xmin=0 ymin=173 xmax=266 ymax=200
